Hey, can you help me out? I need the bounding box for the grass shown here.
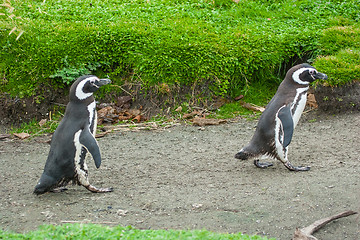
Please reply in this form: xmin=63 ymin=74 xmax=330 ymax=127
xmin=10 ymin=119 xmax=56 ymax=136
xmin=211 ymin=103 xmax=262 ymax=120
xmin=0 ymin=224 xmax=276 ymax=240
xmin=209 ymin=82 xmax=275 ymax=119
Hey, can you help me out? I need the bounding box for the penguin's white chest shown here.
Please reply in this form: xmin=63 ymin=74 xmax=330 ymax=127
xmin=71 ymin=101 xmax=97 ymax=181
xmin=87 ymin=101 xmax=97 ymax=135
xmin=87 ymin=101 xmax=96 ymax=125
xmin=291 ymin=87 xmax=308 ymax=128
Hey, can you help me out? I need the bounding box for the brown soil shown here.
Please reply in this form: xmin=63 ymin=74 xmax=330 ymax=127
xmin=314 ymin=82 xmax=360 ymax=113
xmin=0 ymin=110 xmax=359 ymax=240
xmin=0 ymin=89 xmax=68 ymax=126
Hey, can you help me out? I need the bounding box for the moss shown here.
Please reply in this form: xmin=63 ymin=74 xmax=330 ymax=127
xmin=314 ymin=48 xmax=360 ymax=87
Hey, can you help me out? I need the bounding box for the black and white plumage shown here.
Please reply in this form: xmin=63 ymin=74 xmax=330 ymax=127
xmin=235 ymin=63 xmax=328 ymax=171
xmin=34 ymin=75 xmax=112 ymax=194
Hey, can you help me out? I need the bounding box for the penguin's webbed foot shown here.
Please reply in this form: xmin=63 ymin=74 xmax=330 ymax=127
xmin=284 ymin=161 xmax=310 ymax=171
xmin=85 ymin=185 xmax=113 ymax=193
xmin=254 ymin=160 xmax=273 ymax=169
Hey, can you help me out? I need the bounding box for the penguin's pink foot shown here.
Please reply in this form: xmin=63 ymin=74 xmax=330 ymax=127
xmin=85 ymin=185 xmax=113 ymax=193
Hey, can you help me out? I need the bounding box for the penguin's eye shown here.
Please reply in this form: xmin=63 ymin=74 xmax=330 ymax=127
xmin=309 ymin=69 xmax=317 ymax=75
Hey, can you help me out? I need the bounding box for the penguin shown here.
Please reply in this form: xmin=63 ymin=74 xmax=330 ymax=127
xmin=235 ymin=63 xmax=328 ymax=171
xmin=34 ymin=75 xmax=113 ymax=194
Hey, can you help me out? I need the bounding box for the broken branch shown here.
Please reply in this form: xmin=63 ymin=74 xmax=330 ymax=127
xmin=293 ymin=210 xmax=358 ymax=240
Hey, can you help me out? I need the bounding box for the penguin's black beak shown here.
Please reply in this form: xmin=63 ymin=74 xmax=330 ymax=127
xmin=314 ymin=72 xmax=328 ymax=80
xmin=97 ymin=78 xmax=112 ymax=87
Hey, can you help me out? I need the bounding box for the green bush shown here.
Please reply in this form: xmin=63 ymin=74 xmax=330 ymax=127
xmin=1 ymin=0 xmax=360 ymax=100
xmin=319 ymin=25 xmax=360 ymax=55
xmin=314 ymin=48 xmax=360 ymax=86
xmin=313 ymin=20 xmax=360 ymax=87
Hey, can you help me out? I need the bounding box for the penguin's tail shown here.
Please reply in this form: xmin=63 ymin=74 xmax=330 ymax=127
xmin=235 ymin=149 xmax=250 ymax=160
xmin=33 ymin=173 xmax=57 ymax=195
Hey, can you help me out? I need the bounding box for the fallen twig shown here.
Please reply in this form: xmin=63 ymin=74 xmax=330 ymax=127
xmin=13 ymin=132 xmax=30 ymax=140
xmin=293 ymin=210 xmax=358 ymax=240
xmin=109 ymin=84 xmax=133 ymax=97
xmin=303 ymin=108 xmax=316 ymax=114
xmin=239 ymin=101 xmax=265 ymax=112
xmin=95 ymin=130 xmax=112 ymax=138
xmin=61 ymin=220 xmax=118 ymax=224
xmin=0 ymin=134 xmax=11 ymax=140
xmin=192 ymin=117 xmax=227 ymax=126
xmin=100 ymin=121 xmax=180 ymax=134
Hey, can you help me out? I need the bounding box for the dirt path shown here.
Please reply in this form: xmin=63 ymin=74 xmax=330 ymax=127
xmin=0 ymin=111 xmax=359 ymax=240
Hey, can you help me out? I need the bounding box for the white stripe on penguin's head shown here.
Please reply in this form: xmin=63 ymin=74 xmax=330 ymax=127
xmin=292 ymin=67 xmax=314 ymax=85
xmin=75 ymin=76 xmax=100 ymax=100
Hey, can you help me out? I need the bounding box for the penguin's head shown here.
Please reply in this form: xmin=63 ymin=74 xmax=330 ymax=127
xmin=290 ymin=63 xmax=328 ymax=85
xmin=70 ymin=75 xmax=111 ymax=101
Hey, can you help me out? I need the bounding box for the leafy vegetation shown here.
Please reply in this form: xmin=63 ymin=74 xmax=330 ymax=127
xmin=0 ymin=224 xmax=276 ymax=240
xmin=314 ymin=48 xmax=360 ymax=86
xmin=1 ymin=0 xmax=359 ymax=102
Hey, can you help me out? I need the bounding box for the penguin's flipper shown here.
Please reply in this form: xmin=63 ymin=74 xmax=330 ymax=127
xmin=277 ymin=106 xmax=294 ymax=147
xmin=79 ymin=128 xmax=102 ymax=168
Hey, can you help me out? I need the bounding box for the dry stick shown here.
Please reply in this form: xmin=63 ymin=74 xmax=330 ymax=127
xmin=96 ymin=121 xmax=180 ymax=137
xmin=293 ymin=210 xmax=358 ymax=240
xmin=61 ymin=220 xmax=118 ymax=224
xmin=109 ymin=84 xmax=133 ymax=97
xmin=0 ymin=134 xmax=11 ymax=140
xmin=239 ymin=101 xmax=265 ymax=112
xmin=95 ymin=130 xmax=112 ymax=138
xmin=303 ymin=108 xmax=316 ymax=114
xmin=303 ymin=210 xmax=357 ymax=235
